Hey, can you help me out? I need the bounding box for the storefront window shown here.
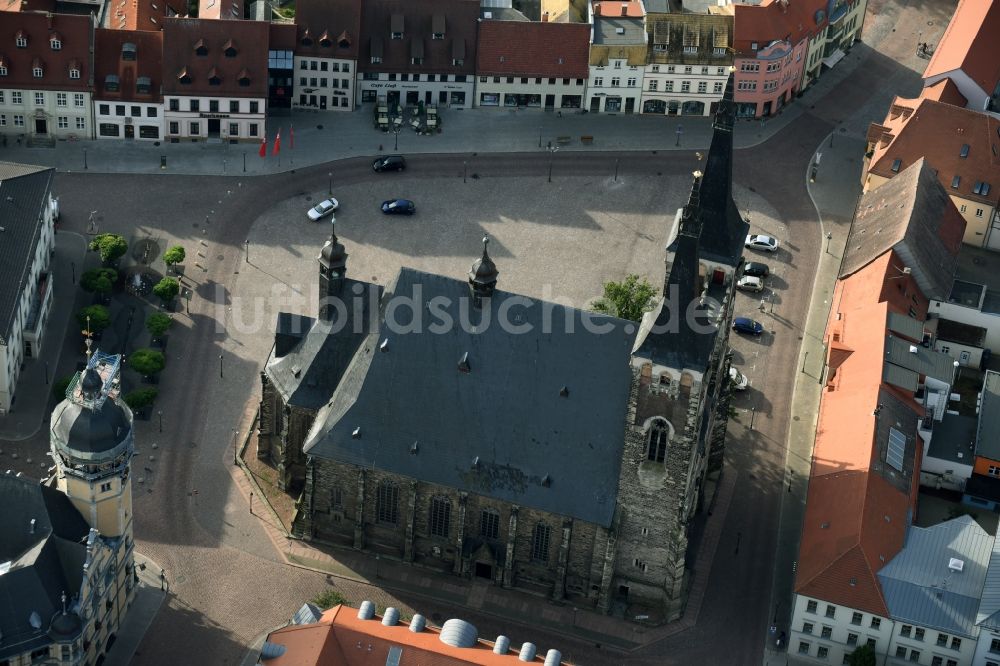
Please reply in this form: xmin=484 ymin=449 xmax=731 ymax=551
xmin=643 ymin=99 xmax=666 ymax=114
xmin=99 ymin=123 xmax=119 ymax=137
xmin=450 ymin=91 xmax=466 ymax=106
xmin=361 ymin=90 xmax=377 ymax=103
xmin=560 ymin=95 xmax=581 ymax=109
xmin=480 ymin=92 xmax=500 ymax=106
xmin=682 ymin=101 xmax=705 ymax=115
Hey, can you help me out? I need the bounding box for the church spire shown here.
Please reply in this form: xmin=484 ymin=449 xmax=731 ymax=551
xmin=318 ymin=217 xmax=348 ymax=317
xmin=468 ymin=235 xmax=499 ymax=307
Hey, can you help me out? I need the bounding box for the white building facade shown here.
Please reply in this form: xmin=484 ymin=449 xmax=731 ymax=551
xmin=640 ymin=62 xmax=730 ymax=116
xmin=0 ymin=165 xmax=57 ymax=414
xmin=474 ymin=75 xmax=586 ymax=109
xmin=95 ymin=99 xmax=163 ymax=140
xmin=293 ymin=55 xmax=355 ymax=111
xmin=163 ymin=94 xmax=265 ymax=141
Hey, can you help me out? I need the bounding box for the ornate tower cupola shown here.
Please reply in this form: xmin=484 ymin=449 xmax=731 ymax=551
xmin=468 ymin=235 xmax=498 ymax=308
xmin=318 ymin=218 xmax=348 ymax=320
xmin=49 ymin=346 xmax=134 ymax=540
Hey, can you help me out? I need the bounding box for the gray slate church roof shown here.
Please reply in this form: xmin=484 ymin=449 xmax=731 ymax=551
xmin=303 ymin=268 xmax=637 ymax=527
xmin=0 ymin=163 xmax=53 ymax=344
xmin=0 ymin=474 xmax=91 ymax=661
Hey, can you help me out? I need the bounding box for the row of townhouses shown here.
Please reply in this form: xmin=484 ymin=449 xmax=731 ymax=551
xmin=0 ymin=0 xmax=870 ymax=144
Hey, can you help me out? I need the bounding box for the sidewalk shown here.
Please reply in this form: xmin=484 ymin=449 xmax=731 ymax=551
xmin=0 ymin=231 xmax=89 ymax=441
xmin=102 ymin=552 xmax=168 ymax=666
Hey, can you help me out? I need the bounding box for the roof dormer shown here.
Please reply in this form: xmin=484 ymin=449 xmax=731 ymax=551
xmin=122 ymin=42 xmax=137 ymax=61
xmin=390 ymin=14 xmax=403 ymax=39
xmin=223 ymin=38 xmax=237 ymax=57
xmin=15 ymin=30 xmax=27 ymax=48
xmin=337 ymin=31 xmax=351 ymax=49
xmin=194 ymin=38 xmax=207 ymax=56
xmin=177 ymin=66 xmax=191 ymax=84
xmin=49 ymin=33 xmax=62 ymax=50
xmin=104 ymin=74 xmax=120 ymax=92
xmin=319 ymin=30 xmax=331 ymax=47
xmin=300 ymin=28 xmax=313 ymax=46
xmin=208 ymin=67 xmax=221 ymax=85
xmin=237 ymin=68 xmax=250 ymax=87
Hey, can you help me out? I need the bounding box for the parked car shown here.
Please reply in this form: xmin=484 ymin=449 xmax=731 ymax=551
xmin=732 ymin=317 xmax=764 ymax=335
xmin=373 ymin=155 xmax=406 ymax=172
xmin=729 ymin=367 xmax=749 ymax=391
xmin=745 ymin=234 xmax=779 ymax=252
xmin=742 ymin=261 xmax=770 ymax=278
xmin=736 ymin=275 xmax=764 ymax=292
xmin=381 ymin=199 xmax=416 ymax=215
xmin=307 ymin=197 xmax=339 ymax=221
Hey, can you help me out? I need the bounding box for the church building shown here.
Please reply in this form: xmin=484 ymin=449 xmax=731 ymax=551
xmin=259 ymin=78 xmax=747 ymax=620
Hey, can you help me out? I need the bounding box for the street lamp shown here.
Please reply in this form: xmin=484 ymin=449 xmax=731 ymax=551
xmin=825 ymin=232 xmax=833 ymax=254
xmin=84 ymin=148 xmax=88 ymax=170
xmin=245 ymin=239 xmax=249 ymax=263
xmin=219 ymin=354 xmax=223 ymax=379
xmin=547 ymin=146 xmax=559 ymax=183
xmin=233 ymin=428 xmax=240 ymax=465
xmin=71 ymin=261 xmax=76 ymax=284
xmin=675 ymin=124 xmax=683 ymax=147
xmin=158 ymin=410 xmax=163 ymax=433
xmin=328 ymin=172 xmax=333 ymax=196
xmin=463 ymin=160 xmax=468 ymax=184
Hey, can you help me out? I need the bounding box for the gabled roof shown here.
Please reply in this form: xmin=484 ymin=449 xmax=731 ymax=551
xmin=846 ymin=159 xmax=965 ymax=301
xmin=360 ymin=0 xmax=479 ymax=74
xmin=303 ymin=268 xmax=636 ymax=528
xmin=109 ymin=0 xmax=182 ymax=32
xmin=646 ymin=13 xmax=733 ymax=65
xmin=94 ymin=29 xmax=164 ymax=102
xmin=977 ymin=511 xmax=1000 ymax=631
xmin=0 ymin=11 xmax=91 ymax=91
xmin=923 ymin=0 xmax=1000 ymax=98
xmin=879 ymin=516 xmax=993 ymax=637
xmin=264 ymin=604 xmax=569 ymax=665
xmin=294 ymin=0 xmax=363 ymax=59
xmin=921 ymin=77 xmax=968 ymax=107
xmin=868 ymin=96 xmax=1000 ymax=207
xmin=732 ymin=0 xmax=825 ymax=56
xmin=476 ymin=21 xmax=590 ymax=78
xmin=0 ymin=163 xmax=53 ymax=343
xmin=593 ymin=0 xmax=644 ymax=17
xmin=977 ymin=370 xmax=1000 ymax=460
xmin=161 ymin=17 xmax=269 ymax=96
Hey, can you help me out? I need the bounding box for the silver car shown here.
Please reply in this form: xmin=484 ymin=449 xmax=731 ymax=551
xmin=745 ymin=234 xmax=779 ymax=252
xmin=307 ymin=198 xmax=339 ymax=221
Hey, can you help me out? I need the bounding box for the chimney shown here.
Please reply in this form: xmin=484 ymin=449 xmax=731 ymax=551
xmin=542 ymin=11 xmax=549 ymax=21
xmin=30 ymin=518 xmax=36 ymax=534
xmin=620 ymin=3 xmax=628 ymax=16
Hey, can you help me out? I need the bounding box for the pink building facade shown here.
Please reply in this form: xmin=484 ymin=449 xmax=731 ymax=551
xmin=733 ymin=38 xmax=807 ymax=118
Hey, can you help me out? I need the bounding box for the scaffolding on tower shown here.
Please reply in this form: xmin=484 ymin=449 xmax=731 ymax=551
xmin=64 ymin=350 xmax=122 ymax=410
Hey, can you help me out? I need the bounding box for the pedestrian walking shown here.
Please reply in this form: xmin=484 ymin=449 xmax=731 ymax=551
xmin=160 ymin=568 xmax=166 ymax=591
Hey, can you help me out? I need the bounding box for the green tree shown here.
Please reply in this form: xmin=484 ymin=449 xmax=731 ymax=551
xmin=846 ymin=644 xmax=876 ymax=666
xmin=88 ymin=233 xmax=128 ymax=265
xmin=77 ymin=304 xmax=111 ymax=333
xmin=53 ymin=376 xmax=73 ymax=400
xmin=80 ymin=268 xmax=117 ymax=297
xmin=124 ymin=387 xmax=159 ymax=410
xmin=129 ymin=349 xmax=165 ymax=376
xmin=152 ymin=277 xmax=179 ymax=305
xmin=146 ymin=312 xmax=173 ymax=339
xmin=591 ymin=274 xmax=658 ymax=322
xmin=163 ymin=246 xmax=186 ymax=268
xmin=311 ymin=589 xmax=348 ymax=610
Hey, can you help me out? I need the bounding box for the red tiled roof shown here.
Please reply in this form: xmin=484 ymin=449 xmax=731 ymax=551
xmin=0 ymin=10 xmax=90 ymax=91
xmin=476 ymin=21 xmax=590 ymax=78
xmin=359 ymin=0 xmax=480 ymax=75
xmin=264 ymin=605 xmax=571 ymax=665
xmin=294 ymin=0 xmax=363 ymax=59
xmin=923 ymin=0 xmax=1000 ymax=97
xmin=109 ymin=0 xmax=182 ymax=32
xmin=731 ymin=0 xmax=826 ymax=56
xmin=0 ymin=0 xmax=55 ymax=12
xmin=160 ymin=17 xmax=269 ymax=96
xmin=868 ymin=94 xmax=1000 ymax=205
xmin=593 ymin=0 xmax=644 ymax=17
xmin=94 ymin=29 xmax=164 ymax=101
xmin=921 ymin=77 xmax=968 ymax=107
xmin=269 ymin=22 xmax=297 ymax=50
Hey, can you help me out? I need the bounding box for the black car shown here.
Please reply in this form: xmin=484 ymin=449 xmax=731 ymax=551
xmin=373 ymin=155 xmax=406 ymax=172
xmin=743 ymin=262 xmax=770 ymax=278
xmin=381 ymin=199 xmax=416 ymax=215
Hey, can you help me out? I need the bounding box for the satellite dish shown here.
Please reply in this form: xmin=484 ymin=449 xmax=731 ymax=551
xmin=29 ymin=611 xmax=42 ymax=630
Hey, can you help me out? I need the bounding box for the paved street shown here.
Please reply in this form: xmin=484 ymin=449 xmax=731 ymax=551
xmin=0 ymin=0 xmax=955 ymax=662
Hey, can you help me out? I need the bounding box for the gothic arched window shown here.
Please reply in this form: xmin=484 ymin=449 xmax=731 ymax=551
xmin=376 ymin=480 xmax=399 ymax=524
xmin=647 ymin=420 xmax=669 ymax=463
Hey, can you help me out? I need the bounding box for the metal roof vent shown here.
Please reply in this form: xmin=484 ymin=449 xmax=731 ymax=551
xmin=541 ymin=474 xmax=551 ymax=487
xmin=380 ymin=338 xmax=389 ymax=352
xmin=409 ymin=614 xmax=427 ymax=632
xmin=410 ymin=441 xmax=419 ymax=455
xmin=382 ymin=607 xmax=400 ymax=626
xmin=559 ymin=386 xmax=569 ymax=397
xmin=440 ymin=618 xmax=478 ymax=647
xmin=260 ymin=642 xmax=287 ymax=660
xmin=949 ymin=558 xmax=965 ymax=573
xmin=352 ymin=427 xmax=361 ymax=439
xmin=519 ymin=642 xmax=537 ymax=661
xmin=458 ymin=352 xmax=471 ymax=373
xmin=494 ymin=636 xmax=511 ymax=654
xmin=291 ymin=365 xmax=301 ymax=378
xmin=544 ymin=649 xmax=563 ymax=666
xmin=472 ymin=456 xmax=480 ymax=469
xmin=358 ymin=600 xmax=376 ymax=620
xmin=909 ymin=345 xmax=918 ymax=354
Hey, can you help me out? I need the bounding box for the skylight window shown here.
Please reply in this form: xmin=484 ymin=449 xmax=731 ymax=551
xmin=960 ymin=143 xmax=970 ymax=158
xmin=887 ymin=427 xmax=906 ymax=472
xmin=891 ymin=159 xmax=901 ymax=172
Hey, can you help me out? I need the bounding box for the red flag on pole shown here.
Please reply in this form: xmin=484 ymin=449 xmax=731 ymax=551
xmin=258 ymin=131 xmax=267 ymax=158
xmin=290 ymin=124 xmax=295 ymax=150
xmin=272 ymin=128 xmax=281 ymax=156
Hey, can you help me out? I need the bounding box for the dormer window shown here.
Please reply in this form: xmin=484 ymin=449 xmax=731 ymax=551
xmin=319 ymin=30 xmax=331 ymax=48
xmin=0 ymin=57 xmax=7 ymax=76
xmin=15 ymin=31 xmax=27 ymax=48
xmin=891 ymin=158 xmax=901 ymax=172
xmin=432 ymin=15 xmax=445 ymax=39
xmin=177 ymin=67 xmax=191 ymax=84
xmin=390 ymin=14 xmax=404 ymax=39
xmin=960 ymin=143 xmax=970 ymax=158
xmin=208 ymin=67 xmax=221 ymax=85
xmin=223 ymin=39 xmax=237 ymax=57
xmin=370 ymin=36 xmax=383 ymax=64
xmin=68 ymin=59 xmax=80 ymax=79
xmin=136 ymin=75 xmax=151 ymax=94
xmin=50 ymin=34 xmax=62 ymax=50
xmin=122 ymin=42 xmax=136 ymax=61
xmin=751 ymin=41 xmax=759 ymax=50
xmin=337 ymin=31 xmax=351 ymax=49
xmin=300 ymin=29 xmax=313 ymax=46
xmin=104 ymin=74 xmax=120 ymax=91
xmin=237 ymin=68 xmax=250 ymax=87
xmin=32 ymin=58 xmax=43 ymax=78
xmin=194 ymin=38 xmax=207 ymax=56
xmin=410 ymin=38 xmax=423 ymax=66
xmin=952 ymin=175 xmax=961 ymax=189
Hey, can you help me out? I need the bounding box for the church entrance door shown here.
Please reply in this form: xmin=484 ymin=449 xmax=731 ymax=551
xmin=475 ymin=562 xmax=493 ymax=580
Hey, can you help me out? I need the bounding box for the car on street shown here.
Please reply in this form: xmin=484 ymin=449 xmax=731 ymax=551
xmin=729 ymin=367 xmax=749 ymax=391
xmin=373 ymin=155 xmax=406 ymax=172
xmin=381 ymin=199 xmax=416 ymax=215
xmin=745 ymin=234 xmax=779 ymax=252
xmin=742 ymin=261 xmax=770 ymax=278
xmin=732 ymin=317 xmax=764 ymax=336
xmin=307 ymin=197 xmax=339 ymax=221
xmin=736 ymin=275 xmax=764 ymax=292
